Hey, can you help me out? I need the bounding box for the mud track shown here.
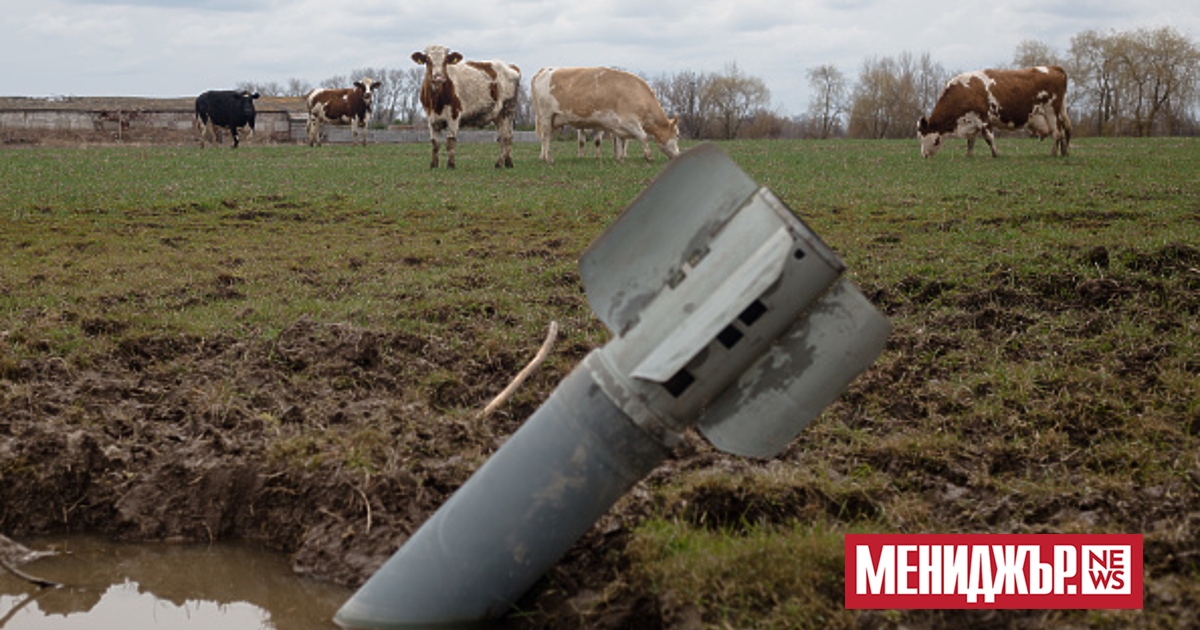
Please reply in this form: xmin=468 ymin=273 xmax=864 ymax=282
xmin=2 ymin=242 xmax=1199 ymax=629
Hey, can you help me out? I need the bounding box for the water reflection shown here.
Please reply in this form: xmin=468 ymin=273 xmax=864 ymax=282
xmin=0 ymin=536 xmax=350 ymax=629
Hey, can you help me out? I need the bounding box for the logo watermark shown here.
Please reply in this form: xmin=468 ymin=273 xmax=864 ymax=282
xmin=845 ymin=534 xmax=1142 ymax=609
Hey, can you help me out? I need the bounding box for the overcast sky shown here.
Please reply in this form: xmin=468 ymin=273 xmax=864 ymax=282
xmin=2 ymin=0 xmax=1195 ymax=115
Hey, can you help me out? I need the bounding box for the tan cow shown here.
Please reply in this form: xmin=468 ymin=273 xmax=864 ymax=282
xmin=305 ymin=78 xmax=381 ymax=146
xmin=532 ymin=67 xmax=679 ymax=163
xmin=918 ymin=65 xmax=1072 ymax=158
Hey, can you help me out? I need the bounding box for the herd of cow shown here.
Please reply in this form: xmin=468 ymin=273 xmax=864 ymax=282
xmin=194 ymin=44 xmax=1072 ymax=164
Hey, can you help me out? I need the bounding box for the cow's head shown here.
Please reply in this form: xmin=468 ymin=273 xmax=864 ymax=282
xmin=412 ymin=45 xmax=463 ymax=89
xmin=917 ymin=116 xmax=944 ymax=158
xmin=240 ymin=91 xmax=261 ymax=127
xmin=661 ymin=116 xmax=681 ymax=159
xmin=355 ymin=78 xmax=381 ymax=107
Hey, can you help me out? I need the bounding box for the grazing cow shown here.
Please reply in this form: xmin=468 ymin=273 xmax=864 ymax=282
xmin=195 ymin=90 xmax=260 ymax=148
xmin=306 ymin=79 xmax=381 ymax=146
xmin=411 ymin=45 xmax=521 ymax=169
xmin=917 ymin=65 xmax=1072 ymax=158
xmin=532 ymin=67 xmax=679 ymax=163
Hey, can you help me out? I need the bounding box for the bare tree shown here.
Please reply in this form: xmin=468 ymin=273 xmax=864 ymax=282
xmin=1115 ymin=27 xmax=1200 ymax=136
xmin=395 ymin=67 xmax=427 ymax=125
xmin=847 ymin=53 xmax=935 ymax=139
xmin=701 ymin=63 xmax=771 ymax=139
xmin=806 ymin=64 xmax=847 ymax=138
xmin=320 ymin=74 xmax=348 ymax=90
xmin=236 ymin=81 xmax=284 ymax=97
xmin=912 ymin=52 xmax=948 ymax=117
xmin=652 ymin=70 xmax=712 ymax=139
xmin=1012 ymin=39 xmax=1064 ymax=69
xmin=1070 ymin=26 xmax=1199 ymax=136
xmin=1070 ymin=29 xmax=1121 ymax=136
xmin=286 ymin=78 xmax=313 ymax=98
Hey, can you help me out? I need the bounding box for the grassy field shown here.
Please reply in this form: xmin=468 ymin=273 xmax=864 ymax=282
xmin=1 ymin=137 xmax=1198 ymax=629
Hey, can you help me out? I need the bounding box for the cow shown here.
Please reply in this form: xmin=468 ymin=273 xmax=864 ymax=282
xmin=917 ymin=65 xmax=1072 ymax=159
xmin=195 ymin=90 xmax=260 ymax=148
xmin=411 ymin=45 xmax=521 ymax=169
xmin=532 ymin=67 xmax=679 ymax=164
xmin=305 ymin=79 xmax=381 ymax=146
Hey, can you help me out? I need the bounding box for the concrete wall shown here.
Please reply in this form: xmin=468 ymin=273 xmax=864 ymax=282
xmin=1 ymin=107 xmax=536 ymax=145
xmin=0 ymin=108 xmax=293 ymax=144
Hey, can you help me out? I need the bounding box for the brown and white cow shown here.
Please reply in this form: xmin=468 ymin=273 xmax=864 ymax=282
xmin=305 ymin=79 xmax=381 ymax=147
xmin=411 ymin=45 xmax=521 ymax=169
xmin=532 ymin=67 xmax=679 ymax=163
xmin=917 ymin=65 xmax=1072 ymax=158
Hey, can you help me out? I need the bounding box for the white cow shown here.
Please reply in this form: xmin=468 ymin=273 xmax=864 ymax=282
xmin=411 ymin=45 xmax=521 ymax=169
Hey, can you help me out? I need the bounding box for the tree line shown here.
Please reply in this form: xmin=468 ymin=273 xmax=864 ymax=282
xmin=241 ymin=25 xmax=1199 ymax=140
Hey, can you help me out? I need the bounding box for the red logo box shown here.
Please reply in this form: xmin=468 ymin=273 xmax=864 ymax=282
xmin=845 ymin=534 xmax=1142 ymax=609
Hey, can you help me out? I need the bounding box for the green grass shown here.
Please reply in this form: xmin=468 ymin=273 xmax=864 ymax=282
xmin=2 ymin=137 xmax=1198 ymax=628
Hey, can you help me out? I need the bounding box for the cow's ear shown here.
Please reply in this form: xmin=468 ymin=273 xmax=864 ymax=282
xmin=251 ymin=92 xmax=261 ymax=100
xmin=412 ymin=52 xmax=428 ymax=65
xmin=355 ymin=81 xmax=365 ymax=90
xmin=447 ymin=52 xmax=463 ymax=65
xmin=918 ymin=117 xmax=928 ymax=133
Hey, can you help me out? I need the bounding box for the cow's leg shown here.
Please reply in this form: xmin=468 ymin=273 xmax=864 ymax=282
xmin=537 ymin=116 xmax=554 ymax=163
xmin=982 ymin=127 xmax=998 ymax=157
xmin=613 ymin=135 xmax=628 ymax=163
xmin=496 ymin=116 xmax=515 ymax=168
xmin=577 ymin=130 xmax=586 ymax=158
xmin=965 ymin=136 xmax=975 ymax=157
xmin=1055 ymin=110 xmax=1072 ymax=157
xmin=230 ymin=127 xmax=240 ymax=149
xmin=446 ymin=136 xmax=457 ymax=169
xmin=203 ymin=121 xmax=221 ymax=148
xmin=428 ymin=123 xmax=442 ymax=168
xmin=637 ymin=132 xmax=653 ymax=163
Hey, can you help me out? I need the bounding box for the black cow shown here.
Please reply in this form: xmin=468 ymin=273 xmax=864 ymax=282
xmin=195 ymin=90 xmax=260 ymax=148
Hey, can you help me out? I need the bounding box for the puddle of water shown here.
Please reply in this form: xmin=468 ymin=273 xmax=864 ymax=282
xmin=1 ymin=536 xmax=351 ymax=629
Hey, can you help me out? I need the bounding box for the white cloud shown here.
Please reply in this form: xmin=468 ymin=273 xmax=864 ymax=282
xmin=2 ymin=0 xmax=1196 ymax=113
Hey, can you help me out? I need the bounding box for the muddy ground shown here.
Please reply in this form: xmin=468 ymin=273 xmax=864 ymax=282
xmin=2 ymin=241 xmax=1199 ymax=629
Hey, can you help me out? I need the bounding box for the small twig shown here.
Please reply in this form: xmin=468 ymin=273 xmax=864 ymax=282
xmin=481 ymin=321 xmax=559 ymax=418
xmin=0 ymin=556 xmax=61 ymax=589
xmin=0 ymin=592 xmax=40 ymax=625
xmin=353 ymin=485 xmax=372 ymax=534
